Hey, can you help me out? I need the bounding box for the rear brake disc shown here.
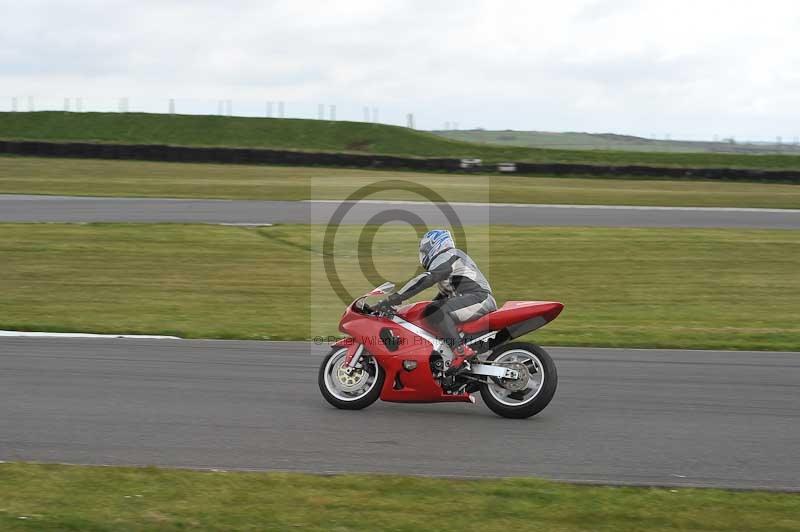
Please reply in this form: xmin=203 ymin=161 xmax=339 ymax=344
xmin=498 ymin=362 xmax=530 ymax=392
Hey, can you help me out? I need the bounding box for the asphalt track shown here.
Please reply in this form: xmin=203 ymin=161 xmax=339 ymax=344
xmin=2 ymin=338 xmax=798 ymax=491
xmin=1 ymin=194 xmax=799 ymax=228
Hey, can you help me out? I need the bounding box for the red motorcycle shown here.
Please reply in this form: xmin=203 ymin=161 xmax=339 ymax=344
xmin=318 ymin=282 xmax=563 ymax=419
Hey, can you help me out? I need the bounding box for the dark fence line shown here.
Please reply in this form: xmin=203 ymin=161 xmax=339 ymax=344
xmin=0 ymin=140 xmax=458 ymax=171
xmin=2 ymin=140 xmax=799 ymax=182
xmin=513 ymin=162 xmax=800 ymax=182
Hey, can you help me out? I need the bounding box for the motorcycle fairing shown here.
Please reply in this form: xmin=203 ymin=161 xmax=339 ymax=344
xmin=376 ymin=343 xmax=472 ymax=403
xmin=394 ymin=301 xmax=437 ymax=333
xmin=338 ymin=306 xmax=470 ymax=403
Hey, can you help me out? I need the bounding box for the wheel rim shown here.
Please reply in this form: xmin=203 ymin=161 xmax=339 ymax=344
xmin=323 ymin=348 xmax=380 ymax=402
xmin=486 ymin=349 xmax=545 ymax=406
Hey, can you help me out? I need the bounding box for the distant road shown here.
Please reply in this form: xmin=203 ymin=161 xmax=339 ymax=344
xmin=1 ymin=195 xmax=799 ymax=228
xmin=1 ymin=338 xmax=799 ymax=490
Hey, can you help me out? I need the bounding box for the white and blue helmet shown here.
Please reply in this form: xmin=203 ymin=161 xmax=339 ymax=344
xmin=419 ymin=229 xmax=455 ymax=269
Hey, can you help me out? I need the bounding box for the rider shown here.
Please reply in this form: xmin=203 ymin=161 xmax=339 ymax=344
xmin=378 ymin=229 xmax=497 ymax=376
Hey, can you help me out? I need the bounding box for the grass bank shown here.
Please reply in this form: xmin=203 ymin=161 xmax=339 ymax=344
xmin=0 ymin=463 xmax=797 ymax=532
xmin=4 ymin=111 xmax=800 ymax=170
xmin=2 ymin=156 xmax=799 ymax=208
xmin=435 ymin=129 xmax=800 ymax=155
xmin=1 ymin=224 xmax=798 ymax=350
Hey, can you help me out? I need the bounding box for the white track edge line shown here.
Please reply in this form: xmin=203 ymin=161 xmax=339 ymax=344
xmin=0 ymin=330 xmax=181 ymax=339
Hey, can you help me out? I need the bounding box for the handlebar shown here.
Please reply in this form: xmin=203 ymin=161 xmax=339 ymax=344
xmin=360 ymin=301 xmax=396 ymax=318
xmin=378 ymin=306 xmax=397 ymax=318
xmin=354 ymin=294 xmax=399 ymax=319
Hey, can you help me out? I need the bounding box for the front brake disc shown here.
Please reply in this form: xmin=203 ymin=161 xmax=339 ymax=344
xmin=336 ymin=364 xmax=367 ymax=391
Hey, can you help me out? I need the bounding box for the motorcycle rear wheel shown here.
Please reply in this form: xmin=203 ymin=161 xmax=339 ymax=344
xmin=319 ymin=347 xmax=384 ymax=410
xmin=479 ymin=342 xmax=557 ymax=419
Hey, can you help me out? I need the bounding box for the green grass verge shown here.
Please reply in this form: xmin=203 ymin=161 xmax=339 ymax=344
xmin=4 ymin=111 xmax=800 ymax=170
xmin=1 ymin=224 xmax=798 ymax=350
xmin=2 ymin=156 xmax=799 ymax=208
xmin=0 ymin=463 xmax=797 ymax=532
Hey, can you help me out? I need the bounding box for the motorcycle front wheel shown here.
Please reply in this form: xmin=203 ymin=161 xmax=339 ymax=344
xmin=318 ymin=347 xmax=384 ymax=410
xmin=479 ymin=342 xmax=557 ymax=419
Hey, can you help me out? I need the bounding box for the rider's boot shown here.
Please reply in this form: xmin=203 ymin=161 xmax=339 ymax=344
xmin=444 ymin=343 xmax=477 ymax=377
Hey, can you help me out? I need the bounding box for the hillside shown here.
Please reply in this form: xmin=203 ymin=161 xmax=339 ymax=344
xmin=434 ymin=129 xmax=800 ymax=155
xmin=3 ymin=112 xmax=800 ymax=170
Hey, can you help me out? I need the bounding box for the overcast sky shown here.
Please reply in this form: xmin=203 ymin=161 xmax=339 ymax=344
xmin=2 ymin=0 xmax=799 ymax=139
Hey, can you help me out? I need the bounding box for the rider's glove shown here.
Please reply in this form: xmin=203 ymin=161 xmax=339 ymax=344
xmin=377 ymin=293 xmax=403 ymax=311
xmin=387 ymin=293 xmax=403 ymax=305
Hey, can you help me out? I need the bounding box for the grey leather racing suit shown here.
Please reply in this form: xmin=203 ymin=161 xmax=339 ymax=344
xmin=392 ymin=248 xmax=497 ymax=349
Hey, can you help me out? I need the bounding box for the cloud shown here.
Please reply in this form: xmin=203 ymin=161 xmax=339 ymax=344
xmin=1 ymin=0 xmax=799 ymax=139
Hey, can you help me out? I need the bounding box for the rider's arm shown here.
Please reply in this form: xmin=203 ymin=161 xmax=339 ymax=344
xmin=389 ymin=255 xmax=457 ymax=304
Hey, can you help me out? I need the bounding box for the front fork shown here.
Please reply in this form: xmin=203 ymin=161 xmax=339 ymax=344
xmin=339 ymin=341 xmax=364 ymax=370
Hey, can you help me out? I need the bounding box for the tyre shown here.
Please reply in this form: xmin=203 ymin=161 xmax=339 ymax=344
xmin=318 ymin=347 xmax=384 ymax=410
xmin=479 ymin=342 xmax=557 ymax=419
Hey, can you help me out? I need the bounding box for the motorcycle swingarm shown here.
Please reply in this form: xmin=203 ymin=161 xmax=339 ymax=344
xmin=469 ymin=364 xmax=519 ymax=379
